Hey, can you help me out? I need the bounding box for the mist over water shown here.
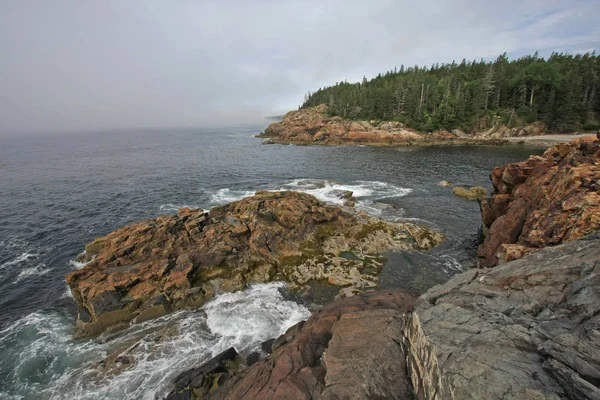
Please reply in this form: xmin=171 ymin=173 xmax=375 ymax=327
xmin=0 ymin=127 xmax=541 ymax=398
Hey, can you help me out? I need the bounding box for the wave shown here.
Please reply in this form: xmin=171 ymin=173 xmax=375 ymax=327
xmin=280 ymin=179 xmax=411 ymax=205
xmin=0 ymin=251 xmax=39 ymax=270
xmin=13 ymin=262 xmax=50 ymax=283
xmin=209 ymin=188 xmax=256 ymax=205
xmin=0 ymin=282 xmax=310 ymax=400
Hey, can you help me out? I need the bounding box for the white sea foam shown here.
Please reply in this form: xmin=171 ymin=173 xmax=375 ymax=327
xmin=205 ymin=282 xmax=310 ymax=352
xmin=280 ymin=179 xmax=411 ymax=206
xmin=0 ymin=251 xmax=39 ymax=270
xmin=13 ymin=262 xmax=49 ymax=283
xmin=68 ymin=259 xmax=88 ymax=270
xmin=441 ymin=255 xmax=463 ymax=273
xmin=210 ymin=188 xmax=256 ymax=205
xmin=0 ymin=282 xmax=309 ymax=400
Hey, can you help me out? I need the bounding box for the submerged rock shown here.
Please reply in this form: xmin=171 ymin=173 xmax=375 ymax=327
xmin=478 ymin=137 xmax=600 ymax=267
xmin=66 ymin=191 xmax=444 ymax=337
xmin=451 ymin=185 xmax=487 ymax=201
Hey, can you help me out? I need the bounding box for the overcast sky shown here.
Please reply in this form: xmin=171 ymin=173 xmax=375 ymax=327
xmin=1 ymin=0 xmax=598 ymax=134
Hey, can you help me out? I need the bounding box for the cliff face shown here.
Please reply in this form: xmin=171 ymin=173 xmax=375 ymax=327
xmin=478 ymin=136 xmax=600 ymax=267
xmin=258 ymin=105 xmax=506 ymax=146
xmin=66 ymin=191 xmax=443 ymax=337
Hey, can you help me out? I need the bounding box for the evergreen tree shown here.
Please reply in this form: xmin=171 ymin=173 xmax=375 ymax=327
xmin=301 ymin=52 xmax=599 ymax=132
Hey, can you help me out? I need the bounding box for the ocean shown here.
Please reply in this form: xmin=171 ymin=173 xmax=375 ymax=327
xmin=0 ymin=127 xmax=540 ymax=399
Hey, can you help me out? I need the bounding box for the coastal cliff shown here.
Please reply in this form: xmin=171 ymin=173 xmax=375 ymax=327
xmin=66 ymin=191 xmax=443 ymax=337
xmin=478 ymin=136 xmax=600 ymax=267
xmin=257 ymin=104 xmax=558 ymax=146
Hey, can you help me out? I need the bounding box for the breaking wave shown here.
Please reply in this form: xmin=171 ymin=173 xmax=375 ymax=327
xmin=0 ymin=282 xmax=309 ymax=400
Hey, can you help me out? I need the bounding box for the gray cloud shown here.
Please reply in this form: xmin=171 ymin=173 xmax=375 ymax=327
xmin=0 ymin=0 xmax=598 ymax=134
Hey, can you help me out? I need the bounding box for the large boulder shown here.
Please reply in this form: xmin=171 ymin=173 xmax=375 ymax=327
xmin=66 ymin=191 xmax=443 ymax=337
xmin=405 ymin=237 xmax=600 ymax=399
xmin=478 ymin=137 xmax=600 ymax=267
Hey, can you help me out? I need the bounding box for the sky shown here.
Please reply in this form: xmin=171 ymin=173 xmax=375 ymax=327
xmin=0 ymin=0 xmax=599 ymax=134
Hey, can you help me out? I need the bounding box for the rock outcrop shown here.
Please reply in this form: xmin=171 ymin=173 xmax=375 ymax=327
xmin=478 ymin=136 xmax=600 ymax=267
xmin=473 ymin=121 xmax=546 ymax=140
xmin=406 ymin=237 xmax=600 ymax=400
xmin=66 ymin=191 xmax=443 ymax=337
xmin=258 ymin=105 xmax=507 ymax=146
xmin=180 ymin=238 xmax=600 ymax=400
xmin=175 ymin=290 xmax=417 ymax=400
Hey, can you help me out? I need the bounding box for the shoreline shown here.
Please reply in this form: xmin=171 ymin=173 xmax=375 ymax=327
xmin=505 ymin=133 xmax=595 ymax=147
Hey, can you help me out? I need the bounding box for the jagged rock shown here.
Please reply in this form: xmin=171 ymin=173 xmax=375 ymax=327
xmin=258 ymin=105 xmax=507 ymax=146
xmin=405 ymin=238 xmax=600 ymax=400
xmin=200 ymin=290 xmax=417 ymax=400
xmin=451 ymin=186 xmax=487 ymax=201
xmin=478 ymin=137 xmax=600 ymax=267
xmin=165 ymin=347 xmax=240 ymax=400
xmin=66 ymin=191 xmax=444 ymax=337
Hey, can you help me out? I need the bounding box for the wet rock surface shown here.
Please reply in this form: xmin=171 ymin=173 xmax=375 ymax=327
xmin=258 ymin=105 xmax=508 ymax=146
xmin=66 ymin=191 xmax=444 ymax=337
xmin=406 ymin=238 xmax=600 ymax=400
xmin=478 ymin=136 xmax=600 ymax=267
xmin=451 ymin=186 xmax=487 ymax=201
xmin=196 ymin=290 xmax=417 ymax=400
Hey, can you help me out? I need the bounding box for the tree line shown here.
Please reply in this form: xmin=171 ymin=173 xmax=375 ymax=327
xmin=301 ymin=52 xmax=599 ymax=133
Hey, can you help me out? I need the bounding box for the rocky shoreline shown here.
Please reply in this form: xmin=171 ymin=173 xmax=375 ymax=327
xmin=257 ymin=104 xmax=588 ymax=147
xmin=65 ymin=137 xmax=600 ymax=399
xmin=165 ymin=236 xmax=600 ymax=399
xmin=66 ymin=190 xmax=443 ymax=337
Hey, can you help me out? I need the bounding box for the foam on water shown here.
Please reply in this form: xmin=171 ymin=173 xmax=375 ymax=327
xmin=0 ymin=282 xmax=310 ymax=400
xmin=13 ymin=262 xmax=50 ymax=283
xmin=68 ymin=259 xmax=88 ymax=270
xmin=210 ymin=188 xmax=256 ymax=205
xmin=205 ymin=282 xmax=310 ymax=352
xmin=206 ymin=179 xmax=412 ymax=217
xmin=279 ymin=179 xmax=412 ymax=216
xmin=0 ymin=251 xmax=39 ymax=270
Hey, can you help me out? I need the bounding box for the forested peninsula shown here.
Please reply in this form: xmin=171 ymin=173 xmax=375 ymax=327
xmin=301 ymin=52 xmax=599 ymax=133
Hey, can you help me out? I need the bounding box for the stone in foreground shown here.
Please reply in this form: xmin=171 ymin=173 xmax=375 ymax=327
xmin=66 ymin=191 xmax=443 ymax=337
